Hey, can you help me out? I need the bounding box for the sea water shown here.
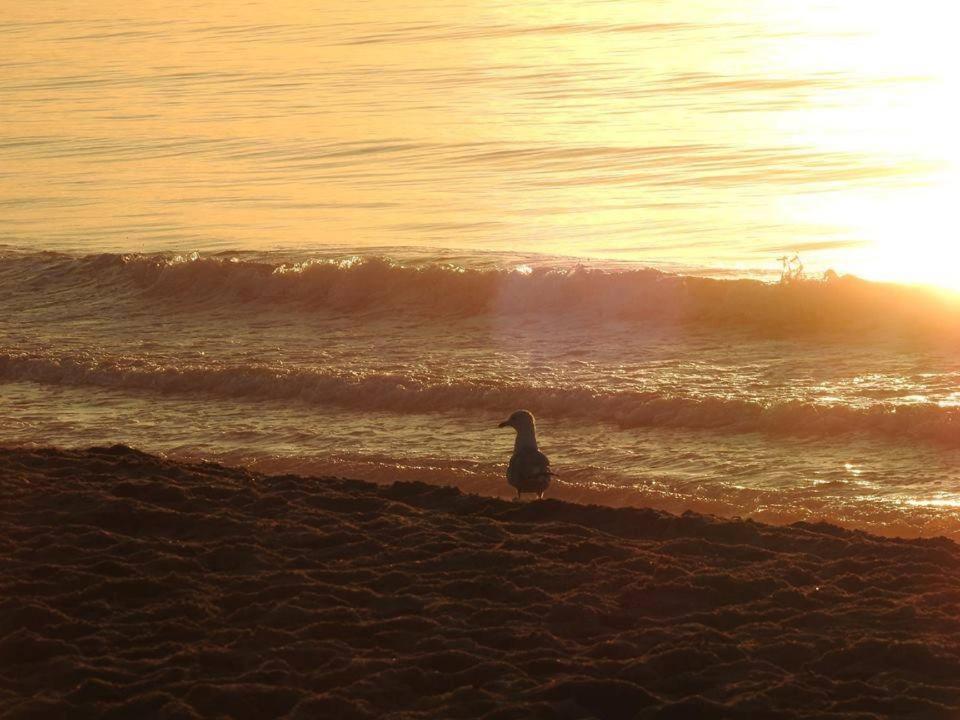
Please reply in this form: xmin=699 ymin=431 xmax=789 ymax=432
xmin=2 ymin=248 xmax=960 ymax=538
xmin=2 ymin=2 xmax=959 ymax=537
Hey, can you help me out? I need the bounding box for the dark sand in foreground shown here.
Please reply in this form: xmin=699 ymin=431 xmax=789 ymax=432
xmin=2 ymin=446 xmax=960 ymax=719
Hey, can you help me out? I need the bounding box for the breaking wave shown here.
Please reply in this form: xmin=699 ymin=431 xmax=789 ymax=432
xmin=3 ymin=250 xmax=959 ymax=333
xmin=3 ymin=349 xmax=959 ymax=446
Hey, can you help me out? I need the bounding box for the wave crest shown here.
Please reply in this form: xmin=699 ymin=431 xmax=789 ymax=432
xmin=4 ymin=251 xmax=959 ymax=332
xmin=3 ymin=350 xmax=958 ymax=446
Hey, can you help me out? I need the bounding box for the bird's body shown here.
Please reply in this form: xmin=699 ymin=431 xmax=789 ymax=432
xmin=498 ymin=409 xmax=553 ymax=499
xmin=507 ymin=446 xmax=552 ymax=497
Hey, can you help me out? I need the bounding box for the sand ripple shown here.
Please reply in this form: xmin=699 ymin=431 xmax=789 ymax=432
xmin=2 ymin=446 xmax=960 ymax=718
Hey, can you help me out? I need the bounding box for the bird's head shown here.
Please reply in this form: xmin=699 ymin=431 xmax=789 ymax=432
xmin=498 ymin=409 xmax=536 ymax=433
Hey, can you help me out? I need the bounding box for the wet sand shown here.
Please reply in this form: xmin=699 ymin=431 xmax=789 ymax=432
xmin=2 ymin=445 xmax=960 ymax=719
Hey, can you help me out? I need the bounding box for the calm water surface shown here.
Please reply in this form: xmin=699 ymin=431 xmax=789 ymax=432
xmin=3 ymin=1 xmax=958 ymax=279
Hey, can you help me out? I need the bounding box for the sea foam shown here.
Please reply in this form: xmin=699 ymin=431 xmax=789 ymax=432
xmin=3 ymin=348 xmax=959 ymax=447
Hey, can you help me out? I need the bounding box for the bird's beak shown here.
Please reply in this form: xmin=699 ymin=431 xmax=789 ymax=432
xmin=498 ymin=420 xmax=510 ymax=428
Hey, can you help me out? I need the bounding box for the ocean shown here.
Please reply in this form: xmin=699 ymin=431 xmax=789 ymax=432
xmin=3 ymin=248 xmax=960 ymax=538
xmin=2 ymin=1 xmax=959 ymax=538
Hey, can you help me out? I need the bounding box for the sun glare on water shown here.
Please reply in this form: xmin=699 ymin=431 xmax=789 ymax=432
xmin=769 ymin=1 xmax=960 ymax=289
xmin=2 ymin=0 xmax=959 ymax=289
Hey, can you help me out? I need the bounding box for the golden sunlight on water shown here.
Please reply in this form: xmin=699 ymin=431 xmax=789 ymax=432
xmin=762 ymin=1 xmax=960 ymax=288
xmin=0 ymin=0 xmax=957 ymax=286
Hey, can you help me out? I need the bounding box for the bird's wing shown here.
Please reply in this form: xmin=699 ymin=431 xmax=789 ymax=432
xmin=509 ymin=448 xmax=553 ymax=490
xmin=530 ymin=450 xmax=551 ymax=476
xmin=510 ymin=448 xmax=548 ymax=477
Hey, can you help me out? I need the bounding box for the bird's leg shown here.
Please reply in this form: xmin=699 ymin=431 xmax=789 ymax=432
xmin=516 ymin=488 xmax=521 ymax=500
xmin=537 ymin=491 xmax=543 ymax=500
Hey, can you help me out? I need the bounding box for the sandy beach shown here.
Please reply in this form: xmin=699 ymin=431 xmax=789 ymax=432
xmin=2 ymin=445 xmax=959 ymax=719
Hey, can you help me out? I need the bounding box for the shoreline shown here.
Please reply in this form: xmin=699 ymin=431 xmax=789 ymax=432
xmin=2 ymin=445 xmax=960 ymax=718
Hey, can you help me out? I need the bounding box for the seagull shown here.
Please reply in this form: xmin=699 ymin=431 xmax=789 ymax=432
xmin=498 ymin=409 xmax=553 ymax=499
